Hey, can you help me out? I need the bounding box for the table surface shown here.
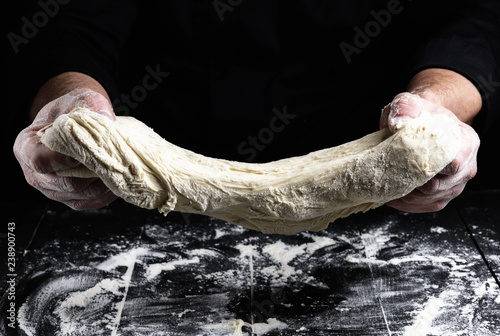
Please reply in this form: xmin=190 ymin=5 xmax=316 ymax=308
xmin=1 ymin=190 xmax=499 ymax=336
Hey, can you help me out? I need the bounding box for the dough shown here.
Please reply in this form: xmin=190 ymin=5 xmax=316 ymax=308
xmin=38 ymin=108 xmax=460 ymax=235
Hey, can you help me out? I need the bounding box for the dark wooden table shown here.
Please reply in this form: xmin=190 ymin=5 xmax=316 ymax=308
xmin=1 ymin=190 xmax=499 ymax=336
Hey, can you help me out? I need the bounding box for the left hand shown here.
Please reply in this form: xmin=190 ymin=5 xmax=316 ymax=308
xmin=380 ymin=92 xmax=480 ymax=213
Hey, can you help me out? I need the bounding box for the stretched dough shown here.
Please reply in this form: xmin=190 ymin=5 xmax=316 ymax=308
xmin=38 ymin=108 xmax=460 ymax=234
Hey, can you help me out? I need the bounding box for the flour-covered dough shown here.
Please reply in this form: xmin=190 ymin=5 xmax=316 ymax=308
xmin=38 ymin=108 xmax=460 ymax=234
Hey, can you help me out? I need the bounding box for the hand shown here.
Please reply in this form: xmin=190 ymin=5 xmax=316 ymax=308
xmin=380 ymin=92 xmax=480 ymax=213
xmin=14 ymin=88 xmax=118 ymax=210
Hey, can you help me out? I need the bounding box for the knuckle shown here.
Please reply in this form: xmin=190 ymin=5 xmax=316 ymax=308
xmin=45 ymin=191 xmax=61 ymax=202
xmin=67 ymin=197 xmax=109 ymax=211
xmin=59 ymin=177 xmax=80 ymax=193
xmin=467 ymin=164 xmax=478 ymax=180
xmin=21 ymin=166 xmax=49 ymax=191
xmin=396 ymin=190 xmax=417 ymax=204
xmin=13 ymin=135 xmax=48 ymax=174
xmin=465 ymin=124 xmax=481 ymax=145
xmin=81 ymin=181 xmax=106 ymax=199
xmin=398 ymin=194 xmax=418 ymax=204
xmin=30 ymin=155 xmax=51 ymax=174
xmin=24 ymin=171 xmax=41 ymax=189
xmin=401 ymin=193 xmax=420 ymax=204
xmin=419 ymin=179 xmax=440 ymax=195
xmin=428 ymin=200 xmax=448 ymax=212
xmin=451 ymin=186 xmax=464 ymax=199
xmin=42 ymin=188 xmax=67 ymax=203
xmin=444 ymin=159 xmax=461 ymax=175
xmin=13 ymin=137 xmax=24 ymax=161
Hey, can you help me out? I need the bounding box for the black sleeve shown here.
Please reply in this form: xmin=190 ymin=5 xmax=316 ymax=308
xmin=12 ymin=0 xmax=137 ymax=107
xmin=409 ymin=0 xmax=500 ymax=135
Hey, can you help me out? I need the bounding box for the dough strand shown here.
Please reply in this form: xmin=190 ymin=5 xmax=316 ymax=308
xmin=38 ymin=108 xmax=460 ymax=234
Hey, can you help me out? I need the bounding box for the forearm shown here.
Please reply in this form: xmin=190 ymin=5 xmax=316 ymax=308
xmin=29 ymin=72 xmax=110 ymax=121
xmin=407 ymin=68 xmax=482 ymax=125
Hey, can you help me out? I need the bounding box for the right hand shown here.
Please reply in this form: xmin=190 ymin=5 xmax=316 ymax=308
xmin=13 ymin=89 xmax=118 ymax=210
xmin=380 ymin=92 xmax=479 ymax=213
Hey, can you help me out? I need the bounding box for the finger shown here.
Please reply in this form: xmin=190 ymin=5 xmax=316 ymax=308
xmin=385 ymin=198 xmax=450 ymax=213
xmin=426 ymin=159 xmax=477 ymax=186
xmin=33 ymin=174 xmax=108 ymax=198
xmin=386 ymin=93 xmax=423 ymax=132
xmin=435 ymin=157 xmax=477 ymax=179
xmin=44 ymin=183 xmax=115 ymax=204
xmin=388 ymin=180 xmax=465 ymax=214
xmin=380 ymin=93 xmax=422 ymax=132
xmin=386 ymin=186 xmax=464 ymax=212
xmin=417 ymin=175 xmax=454 ymax=196
xmin=31 ymin=89 xmax=116 ymax=129
xmin=401 ymin=183 xmax=465 ymax=205
xmin=69 ymin=89 xmax=116 ymax=121
xmin=35 ymin=174 xmax=117 ymax=206
xmin=22 ymin=163 xmax=118 ymax=210
xmin=380 ymin=92 xmax=462 ymax=133
xmin=379 ymin=103 xmax=391 ymax=129
xmin=418 ymin=161 xmax=476 ymax=196
xmin=440 ymin=125 xmax=479 ymax=176
xmin=65 ymin=189 xmax=118 ymax=210
xmin=14 ymin=130 xmax=80 ymax=174
xmin=15 ymin=89 xmax=117 ymax=174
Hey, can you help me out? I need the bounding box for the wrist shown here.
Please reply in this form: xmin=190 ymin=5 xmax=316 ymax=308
xmin=407 ymin=68 xmax=482 ymax=124
xmin=29 ymin=72 xmax=110 ymax=121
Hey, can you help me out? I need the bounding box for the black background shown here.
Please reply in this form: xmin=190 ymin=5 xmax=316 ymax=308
xmin=4 ymin=1 xmax=499 ymax=207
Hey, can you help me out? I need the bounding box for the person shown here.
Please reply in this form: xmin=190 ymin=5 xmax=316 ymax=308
xmin=11 ymin=0 xmax=500 ymax=213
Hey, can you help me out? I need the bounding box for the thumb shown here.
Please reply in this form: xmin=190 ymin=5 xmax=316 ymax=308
xmin=382 ymin=93 xmax=423 ymax=133
xmin=70 ymin=88 xmax=116 ymax=121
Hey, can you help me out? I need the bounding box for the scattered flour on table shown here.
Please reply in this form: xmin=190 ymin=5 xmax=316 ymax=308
xmin=196 ymin=234 xmax=338 ymax=288
xmin=402 ymin=294 xmax=446 ymax=336
xmin=17 ymin=304 xmax=36 ymax=336
xmin=94 ymin=247 xmax=154 ymax=272
xmin=360 ymin=225 xmax=395 ymax=259
xmin=345 ymin=224 xmax=500 ymax=335
xmin=204 ymin=318 xmax=287 ymax=336
xmin=17 ymin=277 xmax=128 ymax=336
xmin=171 ymin=309 xmax=195 ymax=318
xmin=17 ymin=221 xmax=500 ymax=336
xmin=146 ymin=256 xmax=200 ymax=279
xmin=430 ymin=226 xmax=449 ymax=234
xmin=259 ymin=235 xmax=336 ymax=285
xmin=95 ymin=246 xmax=210 ymax=280
xmin=403 ymin=278 xmax=500 ymax=336
xmin=54 ymin=279 xmax=124 ymax=336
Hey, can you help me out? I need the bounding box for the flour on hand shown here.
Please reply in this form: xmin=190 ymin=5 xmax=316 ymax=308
xmin=38 ymin=108 xmax=460 ymax=234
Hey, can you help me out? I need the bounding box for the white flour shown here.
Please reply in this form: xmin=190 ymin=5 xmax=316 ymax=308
xmin=204 ymin=318 xmax=287 ymax=335
xmin=17 ymin=303 xmax=35 ymax=336
xmin=360 ymin=225 xmax=394 ymax=259
xmin=16 ymin=219 xmax=500 ymax=336
xmin=259 ymin=235 xmax=337 ymax=285
xmin=146 ymin=256 xmax=200 ymax=279
xmin=403 ymin=296 xmax=445 ymax=336
xmin=347 ymin=223 xmax=500 ymax=336
xmin=94 ymin=247 xmax=153 ymax=272
xmin=54 ymin=279 xmax=124 ymax=336
xmin=430 ymin=226 xmax=449 ymax=234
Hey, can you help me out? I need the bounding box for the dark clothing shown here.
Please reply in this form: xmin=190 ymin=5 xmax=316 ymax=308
xmin=11 ymin=0 xmax=500 ymax=163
